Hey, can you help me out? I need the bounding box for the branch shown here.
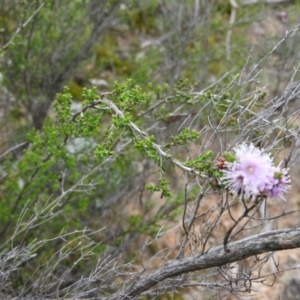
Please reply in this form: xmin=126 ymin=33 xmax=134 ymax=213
xmin=1 ymin=2 xmax=45 ymax=51
xmin=226 ymin=0 xmax=238 ymax=60
xmin=100 ymin=98 xmax=209 ymax=179
xmin=109 ymin=228 xmax=300 ymax=299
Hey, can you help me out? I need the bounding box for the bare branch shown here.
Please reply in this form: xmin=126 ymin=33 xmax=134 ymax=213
xmin=111 ymin=228 xmax=300 ymax=299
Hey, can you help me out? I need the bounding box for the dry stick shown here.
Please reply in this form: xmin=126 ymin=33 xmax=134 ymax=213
xmin=109 ymin=228 xmax=300 ymax=299
xmin=182 ymin=181 xmax=190 ymax=237
xmin=247 ymin=24 xmax=300 ymax=80
xmin=249 ymin=209 xmax=300 ymax=222
xmin=183 ymin=190 xmax=205 ymax=237
xmin=230 ymin=205 xmax=262 ymax=241
xmin=223 ymin=198 xmax=263 ymax=252
xmin=201 ymin=197 xmax=227 ymax=254
xmin=226 ymin=192 xmax=238 ymax=224
xmin=176 ymin=191 xmax=205 ymax=259
xmin=284 ymin=136 xmax=298 ymax=168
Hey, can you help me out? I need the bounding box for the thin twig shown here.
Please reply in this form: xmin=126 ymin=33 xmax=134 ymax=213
xmin=2 ymin=3 xmax=45 ymax=51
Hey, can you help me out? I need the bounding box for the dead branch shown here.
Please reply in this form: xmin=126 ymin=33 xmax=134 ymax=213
xmin=110 ymin=228 xmax=300 ymax=299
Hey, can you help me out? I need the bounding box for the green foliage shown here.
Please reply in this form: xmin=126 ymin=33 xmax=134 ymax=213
xmin=1 ymin=1 xmax=92 ymax=100
xmin=146 ymin=178 xmax=173 ymax=198
xmin=82 ymin=87 xmax=100 ymax=105
xmin=185 ymin=151 xmax=213 ymax=170
xmin=127 ymin=214 xmax=142 ymax=227
xmin=170 ymin=128 xmax=199 ymax=147
xmin=173 ymin=77 xmax=192 ymax=93
xmin=94 ymin=144 xmax=114 ymax=162
xmin=223 ymin=152 xmax=235 ymax=163
xmin=113 ymin=79 xmax=149 ymax=109
xmin=135 ymin=136 xmax=160 ymax=163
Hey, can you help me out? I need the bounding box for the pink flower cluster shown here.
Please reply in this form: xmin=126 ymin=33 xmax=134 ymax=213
xmin=218 ymin=144 xmax=291 ymax=200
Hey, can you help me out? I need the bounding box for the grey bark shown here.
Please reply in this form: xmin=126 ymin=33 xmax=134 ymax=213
xmin=110 ymin=228 xmax=300 ymax=299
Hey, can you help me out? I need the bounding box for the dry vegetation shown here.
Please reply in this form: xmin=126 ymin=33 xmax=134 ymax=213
xmin=1 ymin=1 xmax=300 ymax=299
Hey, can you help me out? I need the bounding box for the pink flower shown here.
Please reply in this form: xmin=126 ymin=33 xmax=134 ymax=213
xmin=221 ymin=144 xmax=290 ymax=200
xmin=263 ymin=166 xmax=291 ymax=201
